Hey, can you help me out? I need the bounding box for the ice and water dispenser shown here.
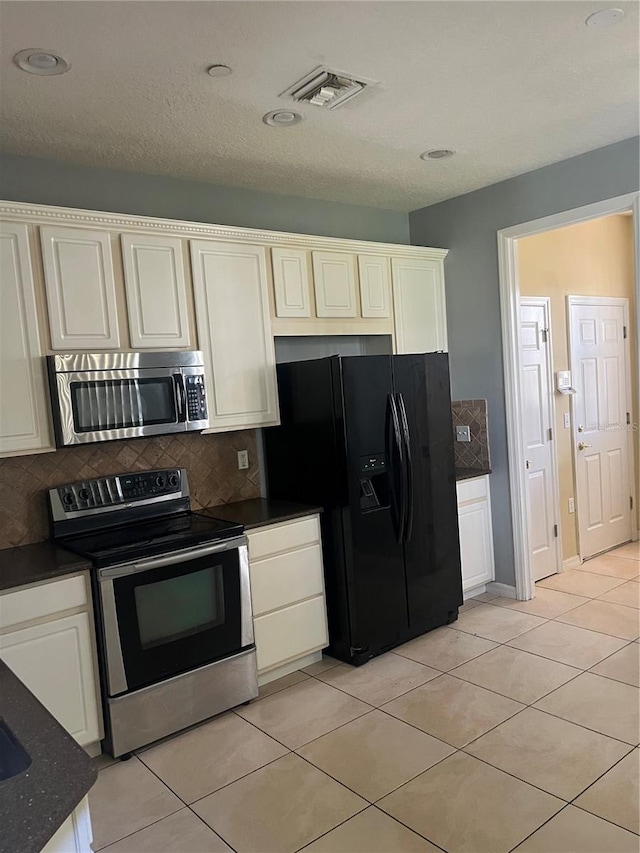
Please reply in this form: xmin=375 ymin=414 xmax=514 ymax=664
xmin=359 ymin=453 xmax=390 ymax=511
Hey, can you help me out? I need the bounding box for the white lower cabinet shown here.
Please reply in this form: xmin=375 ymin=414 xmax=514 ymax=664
xmin=456 ymin=475 xmax=495 ymax=593
xmin=247 ymin=515 xmax=329 ymax=682
xmin=40 ymin=797 xmax=93 ymax=853
xmin=0 ymin=574 xmax=103 ymax=750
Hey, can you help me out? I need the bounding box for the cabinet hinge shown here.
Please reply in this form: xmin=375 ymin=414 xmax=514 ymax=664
xmin=553 ymin=524 xmax=558 ymax=538
xmin=623 ymin=325 xmax=627 ymax=339
xmin=547 ymin=427 xmax=553 ymax=441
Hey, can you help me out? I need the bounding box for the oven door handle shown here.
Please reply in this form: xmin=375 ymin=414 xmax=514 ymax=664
xmin=98 ymin=535 xmax=247 ymax=579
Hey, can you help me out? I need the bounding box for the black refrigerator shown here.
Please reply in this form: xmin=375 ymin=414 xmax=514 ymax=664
xmin=264 ymin=353 xmax=463 ymax=666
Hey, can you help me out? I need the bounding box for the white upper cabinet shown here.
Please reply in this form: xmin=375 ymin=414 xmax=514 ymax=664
xmin=121 ymin=233 xmax=191 ymax=349
xmin=271 ymin=247 xmax=312 ymax=318
xmin=358 ymin=254 xmax=391 ymax=318
xmin=312 ymin=251 xmax=358 ymax=318
xmin=391 ymin=257 xmax=448 ymax=353
xmin=40 ymin=226 xmax=120 ymax=350
xmin=0 ymin=222 xmax=52 ymax=455
xmin=190 ymin=240 xmax=279 ymax=431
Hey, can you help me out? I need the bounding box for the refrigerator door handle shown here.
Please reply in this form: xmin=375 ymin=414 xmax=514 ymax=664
xmin=396 ymin=393 xmax=414 ymax=543
xmin=385 ymin=393 xmax=406 ymax=544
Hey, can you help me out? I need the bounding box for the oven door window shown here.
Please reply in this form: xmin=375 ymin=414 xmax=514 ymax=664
xmin=112 ymin=548 xmax=243 ymax=692
xmin=71 ymin=378 xmax=177 ymax=432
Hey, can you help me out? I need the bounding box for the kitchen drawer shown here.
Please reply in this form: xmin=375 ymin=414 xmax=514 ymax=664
xmin=250 ymin=544 xmax=324 ymax=617
xmin=0 ymin=574 xmax=88 ymax=631
xmin=253 ymin=595 xmax=328 ymax=673
xmin=247 ymin=515 xmax=320 ymax=561
xmin=456 ymin=475 xmax=488 ymax=504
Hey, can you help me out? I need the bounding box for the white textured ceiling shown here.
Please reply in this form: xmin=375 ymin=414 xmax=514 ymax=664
xmin=0 ymin=1 xmax=638 ymax=211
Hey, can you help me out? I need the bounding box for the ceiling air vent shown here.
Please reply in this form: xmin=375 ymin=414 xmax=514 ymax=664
xmin=280 ymin=66 xmax=376 ymax=110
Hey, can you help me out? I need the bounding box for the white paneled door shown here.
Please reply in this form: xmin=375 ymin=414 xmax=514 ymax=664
xmin=569 ymin=296 xmax=633 ymax=558
xmin=520 ymin=298 xmax=559 ymax=581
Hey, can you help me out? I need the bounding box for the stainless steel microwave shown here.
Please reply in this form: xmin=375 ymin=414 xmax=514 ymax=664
xmin=47 ymin=351 xmax=209 ymax=446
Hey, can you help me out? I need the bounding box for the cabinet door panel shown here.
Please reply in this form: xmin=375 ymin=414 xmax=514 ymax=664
xmin=0 ymin=612 xmax=101 ymax=746
xmin=312 ymin=251 xmax=357 ymax=318
xmin=391 ymin=257 xmax=447 ymax=353
xmin=41 ymin=226 xmax=120 ymax=349
xmin=190 ymin=240 xmax=279 ymax=430
xmin=121 ymin=233 xmax=191 ymax=348
xmin=253 ymin=595 xmax=328 ymax=673
xmin=458 ymin=496 xmax=494 ymax=591
xmin=271 ymin=247 xmax=311 ymax=318
xmin=358 ymin=255 xmax=391 ymax=318
xmin=0 ymin=222 xmax=52 ymax=454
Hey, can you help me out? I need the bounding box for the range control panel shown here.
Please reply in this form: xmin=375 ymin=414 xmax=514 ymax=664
xmin=186 ymin=375 xmax=207 ymax=421
xmin=56 ymin=469 xmax=183 ymax=512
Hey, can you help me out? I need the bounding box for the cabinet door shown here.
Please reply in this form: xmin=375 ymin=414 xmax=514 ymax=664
xmin=457 ymin=482 xmax=495 ymax=591
xmin=253 ymin=596 xmax=329 ymax=673
xmin=190 ymin=240 xmax=279 ymax=430
xmin=121 ymin=233 xmax=191 ymax=348
xmin=0 ymin=612 xmax=102 ymax=747
xmin=40 ymin=226 xmax=120 ymax=350
xmin=358 ymin=254 xmax=391 ymax=318
xmin=0 ymin=223 xmax=52 ymax=455
xmin=271 ymin=247 xmax=312 ymax=318
xmin=312 ymin=251 xmax=357 ymax=318
xmin=391 ymin=257 xmax=447 ymax=353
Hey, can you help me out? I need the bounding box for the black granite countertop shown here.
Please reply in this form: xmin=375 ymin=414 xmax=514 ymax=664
xmin=455 ymin=466 xmax=492 ymax=481
xmin=202 ymin=497 xmax=322 ymax=530
xmin=0 ymin=541 xmax=91 ymax=593
xmin=0 ymin=660 xmax=98 ymax=853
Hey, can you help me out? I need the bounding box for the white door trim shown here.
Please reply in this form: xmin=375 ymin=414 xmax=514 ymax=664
xmin=520 ymin=295 xmax=563 ymax=579
xmin=497 ymin=191 xmax=639 ymax=600
xmin=567 ymin=294 xmax=635 ymax=558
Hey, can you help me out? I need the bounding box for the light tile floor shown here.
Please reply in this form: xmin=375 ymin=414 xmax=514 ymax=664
xmin=90 ymin=543 xmax=640 ymax=852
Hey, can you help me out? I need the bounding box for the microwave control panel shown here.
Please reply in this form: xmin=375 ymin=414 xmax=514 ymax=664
xmin=185 ymin=375 xmax=207 ymax=421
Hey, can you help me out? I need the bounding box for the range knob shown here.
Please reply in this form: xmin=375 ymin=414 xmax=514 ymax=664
xmin=154 ymin=475 xmax=166 ymax=488
xmin=78 ymin=488 xmax=90 ymax=501
xmin=62 ymin=492 xmax=74 ymax=506
xmin=168 ymin=473 xmax=179 ymax=488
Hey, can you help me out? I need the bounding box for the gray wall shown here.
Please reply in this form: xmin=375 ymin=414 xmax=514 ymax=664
xmin=0 ymin=153 xmax=410 ymax=244
xmin=410 ymin=136 xmax=640 ymax=586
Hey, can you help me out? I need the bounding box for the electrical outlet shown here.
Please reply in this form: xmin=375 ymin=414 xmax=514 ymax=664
xmin=563 ymin=412 xmax=571 ymax=429
xmin=455 ymin=425 xmax=471 ymax=443
xmin=568 ymin=497 xmax=575 ymax=514
xmin=237 ymin=450 xmax=249 ymax=470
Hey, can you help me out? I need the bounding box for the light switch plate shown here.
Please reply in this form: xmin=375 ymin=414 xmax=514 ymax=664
xmin=455 ymin=425 xmax=471 ymax=443
xmin=237 ymin=450 xmax=249 ymax=470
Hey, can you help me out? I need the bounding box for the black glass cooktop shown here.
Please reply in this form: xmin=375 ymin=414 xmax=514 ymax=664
xmin=58 ymin=512 xmax=244 ymax=568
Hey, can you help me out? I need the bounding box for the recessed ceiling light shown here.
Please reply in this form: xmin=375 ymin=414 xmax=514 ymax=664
xmin=420 ymin=149 xmax=456 ymax=160
xmin=207 ymin=64 xmax=232 ymax=77
xmin=14 ymin=48 xmax=70 ymax=76
xmin=263 ymin=110 xmax=303 ymax=128
xmin=585 ymin=8 xmax=625 ymax=27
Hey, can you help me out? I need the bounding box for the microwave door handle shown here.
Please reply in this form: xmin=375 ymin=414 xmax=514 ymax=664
xmin=174 ymin=374 xmax=187 ymax=422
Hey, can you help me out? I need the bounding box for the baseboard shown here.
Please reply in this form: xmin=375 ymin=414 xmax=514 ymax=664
xmin=562 ymin=555 xmax=582 ymax=570
xmin=463 ymin=584 xmax=487 ymax=600
xmin=257 ymin=651 xmax=321 ymax=687
xmin=486 ymin=581 xmax=516 ymax=599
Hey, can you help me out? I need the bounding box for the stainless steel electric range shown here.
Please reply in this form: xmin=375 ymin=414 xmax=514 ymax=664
xmin=49 ymin=468 xmax=258 ymax=757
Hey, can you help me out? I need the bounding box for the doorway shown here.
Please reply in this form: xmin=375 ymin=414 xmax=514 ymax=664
xmin=498 ymin=193 xmax=639 ymax=601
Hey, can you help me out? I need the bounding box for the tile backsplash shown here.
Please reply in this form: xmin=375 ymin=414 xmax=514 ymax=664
xmin=451 ymin=399 xmax=491 ymax=471
xmin=0 ymin=431 xmax=260 ymax=549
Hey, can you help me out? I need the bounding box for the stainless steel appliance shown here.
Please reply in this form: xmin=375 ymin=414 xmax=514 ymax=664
xmin=47 ymin=351 xmax=209 ymax=446
xmin=265 ymin=353 xmax=462 ymax=666
xmin=50 ymin=468 xmax=257 ymax=757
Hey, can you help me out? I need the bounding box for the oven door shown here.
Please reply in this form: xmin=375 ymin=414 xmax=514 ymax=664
xmin=53 ymin=367 xmax=188 ymax=445
xmin=98 ymin=536 xmax=253 ymax=696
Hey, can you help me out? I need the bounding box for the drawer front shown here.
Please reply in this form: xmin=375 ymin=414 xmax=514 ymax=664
xmin=248 ymin=515 xmax=320 ymax=561
xmin=251 ymin=544 xmax=324 ymax=617
xmin=0 ymin=574 xmax=88 ymax=630
xmin=254 ymin=595 xmax=328 ymax=673
xmin=456 ymin=474 xmax=488 ymax=505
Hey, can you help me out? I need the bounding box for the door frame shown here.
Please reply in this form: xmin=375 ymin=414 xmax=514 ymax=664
xmin=567 ymin=294 xmax=635 ymax=559
xmin=497 ymin=191 xmax=639 ymax=601
xmin=519 ymin=295 xmax=563 ymax=579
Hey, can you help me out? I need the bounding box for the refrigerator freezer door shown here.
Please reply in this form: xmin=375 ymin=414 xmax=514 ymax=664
xmin=392 ymin=354 xmax=463 ymax=633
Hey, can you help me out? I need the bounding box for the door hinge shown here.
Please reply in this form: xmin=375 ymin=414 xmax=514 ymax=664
xmin=627 ymin=412 xmax=631 ymax=425
xmin=553 ymin=524 xmax=558 ymax=538
xmin=547 ymin=427 xmax=553 ymax=441
xmin=541 ymin=328 xmax=548 ymax=343
xmin=623 ymin=325 xmax=627 ymax=339
xmin=631 ymin=496 xmax=634 ymax=511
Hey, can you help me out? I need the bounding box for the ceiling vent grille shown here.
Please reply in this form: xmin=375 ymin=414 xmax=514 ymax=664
xmin=281 ymin=66 xmax=375 ymax=110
